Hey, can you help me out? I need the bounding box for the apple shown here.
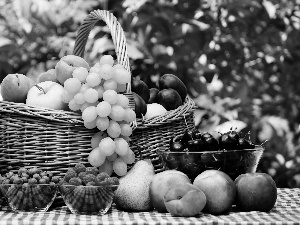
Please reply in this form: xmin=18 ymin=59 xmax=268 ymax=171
xmin=149 ymin=170 xmax=191 ymax=212
xmin=55 ymin=55 xmax=90 ymax=85
xmin=164 ymin=183 xmax=206 ymax=217
xmin=26 ymin=81 xmax=68 ymax=110
xmin=1 ymin=73 xmax=34 ymax=103
xmin=193 ymin=170 xmax=236 ymax=215
xmin=234 ymin=173 xmax=277 ymax=212
xmin=144 ymin=103 xmax=167 ymax=119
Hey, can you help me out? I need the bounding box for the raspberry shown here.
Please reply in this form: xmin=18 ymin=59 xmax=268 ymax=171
xmin=86 ymin=181 xmax=96 ymax=186
xmin=69 ymin=177 xmax=82 ymax=186
xmin=64 ymin=169 xmax=77 ymax=182
xmin=46 ymin=171 xmax=53 ymax=178
xmin=51 ymin=176 xmax=60 ymax=184
xmin=107 ymin=177 xmax=119 ymax=186
xmin=28 ymin=178 xmax=38 ymax=184
xmin=28 ymin=167 xmax=39 ymax=176
xmin=78 ymin=172 xmax=87 ymax=180
xmin=39 ymin=178 xmax=47 ymax=184
xmin=85 ymin=167 xmax=98 ymax=176
xmin=18 ymin=167 xmax=28 ymax=176
xmin=33 ymin=174 xmax=41 ymax=181
xmin=21 ymin=173 xmax=29 ymax=179
xmin=6 ymin=171 xmax=14 ymax=179
xmin=2 ymin=179 xmax=10 ymax=184
xmin=82 ymin=174 xmax=96 ymax=185
xmin=74 ymin=163 xmax=86 ymax=173
xmin=13 ymin=177 xmax=23 ymax=185
xmin=96 ymin=172 xmax=110 ymax=182
xmin=21 ymin=177 xmax=28 ymax=183
xmin=41 ymin=176 xmax=50 ymax=184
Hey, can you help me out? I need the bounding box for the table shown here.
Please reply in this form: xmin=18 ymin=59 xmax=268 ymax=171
xmin=0 ymin=188 xmax=299 ymax=225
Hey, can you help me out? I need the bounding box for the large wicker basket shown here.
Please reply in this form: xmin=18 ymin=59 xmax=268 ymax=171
xmin=0 ymin=10 xmax=195 ymax=176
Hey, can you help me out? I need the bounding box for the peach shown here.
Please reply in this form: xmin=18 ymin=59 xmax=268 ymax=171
xmin=234 ymin=173 xmax=277 ymax=212
xmin=55 ymin=55 xmax=90 ymax=85
xmin=1 ymin=73 xmax=34 ymax=103
xmin=164 ymin=183 xmax=206 ymax=217
xmin=149 ymin=170 xmax=191 ymax=212
xmin=193 ymin=170 xmax=236 ymax=215
xmin=37 ymin=69 xmax=58 ymax=83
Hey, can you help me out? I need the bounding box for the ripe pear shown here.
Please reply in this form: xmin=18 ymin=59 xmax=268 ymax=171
xmin=114 ymin=159 xmax=155 ymax=211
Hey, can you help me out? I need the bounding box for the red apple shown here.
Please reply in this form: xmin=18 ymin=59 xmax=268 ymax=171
xmin=193 ymin=170 xmax=236 ymax=215
xmin=234 ymin=173 xmax=277 ymax=212
xmin=164 ymin=183 xmax=206 ymax=217
xmin=26 ymin=81 xmax=68 ymax=110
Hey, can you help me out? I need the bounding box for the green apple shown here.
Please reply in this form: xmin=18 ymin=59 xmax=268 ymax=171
xmin=1 ymin=73 xmax=34 ymax=103
xmin=26 ymin=81 xmax=68 ymax=110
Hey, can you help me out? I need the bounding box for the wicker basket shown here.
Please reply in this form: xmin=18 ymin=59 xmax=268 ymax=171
xmin=0 ymin=10 xmax=195 ymax=176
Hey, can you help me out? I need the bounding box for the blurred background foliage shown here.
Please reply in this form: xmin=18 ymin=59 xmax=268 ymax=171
xmin=1 ymin=0 xmax=300 ymax=187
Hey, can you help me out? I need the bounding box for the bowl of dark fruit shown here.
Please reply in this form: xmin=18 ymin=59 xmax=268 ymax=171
xmin=0 ymin=167 xmax=60 ymax=212
xmin=156 ymin=128 xmax=265 ymax=181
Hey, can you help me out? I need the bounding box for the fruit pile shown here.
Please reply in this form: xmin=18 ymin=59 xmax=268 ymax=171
xmin=170 ymin=127 xmax=255 ymax=152
xmin=0 ymin=167 xmax=60 ymax=211
xmin=59 ymin=163 xmax=119 ymax=215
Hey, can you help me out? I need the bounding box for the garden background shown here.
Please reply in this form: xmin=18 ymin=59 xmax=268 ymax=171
xmin=0 ymin=0 xmax=300 ymax=188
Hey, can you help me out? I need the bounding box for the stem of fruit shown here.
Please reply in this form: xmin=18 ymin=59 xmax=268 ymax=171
xmin=35 ymin=84 xmax=46 ymax=94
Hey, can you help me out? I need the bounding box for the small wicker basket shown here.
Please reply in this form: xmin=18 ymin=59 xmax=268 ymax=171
xmin=0 ymin=10 xmax=195 ymax=176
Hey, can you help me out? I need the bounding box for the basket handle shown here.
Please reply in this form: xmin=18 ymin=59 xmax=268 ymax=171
xmin=73 ymin=10 xmax=132 ymax=93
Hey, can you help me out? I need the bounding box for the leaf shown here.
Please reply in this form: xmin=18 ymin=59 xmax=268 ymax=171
xmin=0 ymin=37 xmax=12 ymax=47
xmin=90 ymin=36 xmax=114 ymax=58
xmin=127 ymin=39 xmax=144 ymax=60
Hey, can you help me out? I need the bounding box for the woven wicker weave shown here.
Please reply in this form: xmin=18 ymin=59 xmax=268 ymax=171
xmin=72 ymin=10 xmax=196 ymax=172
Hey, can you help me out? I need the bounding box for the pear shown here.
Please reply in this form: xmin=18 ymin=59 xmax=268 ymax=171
xmin=114 ymin=159 xmax=155 ymax=211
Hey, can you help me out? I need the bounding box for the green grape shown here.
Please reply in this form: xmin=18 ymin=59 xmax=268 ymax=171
xmin=109 ymin=105 xmax=125 ymax=121
xmin=88 ymin=147 xmax=106 ymax=167
xmin=107 ymin=120 xmax=121 ymax=138
xmin=79 ymin=83 xmax=90 ymax=93
xmin=98 ymin=159 xmax=113 ymax=176
xmin=91 ymin=131 xmax=107 ymax=149
xmin=113 ymin=68 xmax=131 ymax=84
xmin=99 ymin=64 xmax=114 ymax=80
xmin=94 ymin=85 xmax=104 ymax=99
xmin=120 ymin=123 xmax=133 ymax=137
xmin=84 ymin=88 xmax=99 ymax=103
xmin=99 ymin=137 xmax=116 ymax=156
xmin=113 ymin=64 xmax=126 ymax=70
xmin=113 ymin=158 xmax=127 ymax=176
xmin=96 ymin=101 xmax=111 ymax=117
xmin=61 ymin=90 xmax=75 ymax=103
xmin=82 ymin=106 xmax=97 ymax=122
xmin=80 ymin=101 xmax=99 ymax=112
xmin=120 ymin=148 xmax=135 ymax=164
xmin=99 ymin=55 xmax=114 ymax=66
xmin=84 ymin=119 xmax=97 ymax=129
xmin=64 ymin=78 xmax=82 ymax=93
xmin=103 ymin=79 xmax=118 ymax=91
xmin=96 ymin=116 xmax=110 ymax=131
xmin=73 ymin=92 xmax=85 ymax=105
xmin=116 ymin=83 xmax=127 ymax=93
xmin=86 ymin=72 xmax=102 ymax=87
xmin=114 ymin=138 xmax=129 ymax=156
xmin=68 ymin=99 xmax=81 ymax=111
xmin=116 ymin=94 xmax=129 ymax=108
xmin=107 ymin=152 xmax=118 ymax=162
xmin=72 ymin=67 xmax=89 ymax=82
xmin=124 ymin=108 xmax=136 ymax=123
xmin=90 ymin=64 xmax=101 ymax=74
xmin=103 ymin=89 xmax=118 ymax=105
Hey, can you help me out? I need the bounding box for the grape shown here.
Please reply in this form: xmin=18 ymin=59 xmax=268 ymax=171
xmin=99 ymin=137 xmax=115 ymax=156
xmin=90 ymin=64 xmax=101 ymax=74
xmin=64 ymin=78 xmax=82 ymax=93
xmin=94 ymin=85 xmax=104 ymax=99
xmin=107 ymin=152 xmax=118 ymax=162
xmin=61 ymin=90 xmax=75 ymax=103
xmin=88 ymin=147 xmax=106 ymax=167
xmin=99 ymin=55 xmax=114 ymax=66
xmin=113 ymin=64 xmax=126 ymax=70
xmin=114 ymin=68 xmax=131 ymax=84
xmin=84 ymin=119 xmax=97 ymax=129
xmin=73 ymin=92 xmax=85 ymax=105
xmin=103 ymin=79 xmax=118 ymax=91
xmin=96 ymin=116 xmax=110 ymax=131
xmin=120 ymin=123 xmax=133 ymax=137
xmin=84 ymin=88 xmax=99 ymax=103
xmin=86 ymin=72 xmax=102 ymax=87
xmin=116 ymin=84 xmax=127 ymax=93
xmin=120 ymin=148 xmax=135 ymax=164
xmin=96 ymin=101 xmax=111 ymax=117
xmin=116 ymin=94 xmax=129 ymax=108
xmin=79 ymin=83 xmax=90 ymax=94
xmin=82 ymin=106 xmax=97 ymax=122
xmin=80 ymin=101 xmax=99 ymax=112
xmin=91 ymin=131 xmax=107 ymax=149
xmin=124 ymin=108 xmax=136 ymax=123
xmin=107 ymin=120 xmax=121 ymax=138
xmin=72 ymin=67 xmax=89 ymax=82
xmin=98 ymin=159 xmax=113 ymax=176
xmin=109 ymin=105 xmax=125 ymax=121
xmin=68 ymin=99 xmax=81 ymax=111
xmin=103 ymin=89 xmax=118 ymax=105
xmin=113 ymin=158 xmax=127 ymax=176
xmin=99 ymin=64 xmax=114 ymax=80
xmin=114 ymin=138 xmax=129 ymax=156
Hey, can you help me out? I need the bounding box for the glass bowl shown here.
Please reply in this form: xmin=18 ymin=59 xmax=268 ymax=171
xmin=157 ymin=145 xmax=264 ymax=181
xmin=58 ymin=184 xmax=118 ymax=215
xmin=0 ymin=183 xmax=58 ymax=212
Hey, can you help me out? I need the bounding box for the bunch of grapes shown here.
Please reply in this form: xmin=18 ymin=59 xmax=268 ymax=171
xmin=61 ymin=55 xmax=136 ymax=177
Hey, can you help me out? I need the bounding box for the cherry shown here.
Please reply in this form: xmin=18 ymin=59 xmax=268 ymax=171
xmin=219 ymin=132 xmax=240 ymax=150
xmin=170 ymin=141 xmax=185 ymax=152
xmin=187 ymin=139 xmax=205 ymax=152
xmin=238 ymin=132 xmax=255 ymax=149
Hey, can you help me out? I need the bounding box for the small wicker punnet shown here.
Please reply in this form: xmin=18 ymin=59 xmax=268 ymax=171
xmin=0 ymin=10 xmax=195 ymax=176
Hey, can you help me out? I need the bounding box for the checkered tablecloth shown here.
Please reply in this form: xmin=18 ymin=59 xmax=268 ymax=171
xmin=0 ymin=188 xmax=299 ymax=225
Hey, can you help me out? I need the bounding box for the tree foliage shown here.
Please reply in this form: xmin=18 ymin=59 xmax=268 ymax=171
xmin=1 ymin=0 xmax=300 ymax=187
